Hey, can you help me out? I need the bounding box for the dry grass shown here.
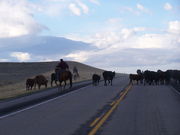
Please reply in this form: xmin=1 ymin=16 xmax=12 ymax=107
xmin=0 ymin=61 xmax=104 ymax=100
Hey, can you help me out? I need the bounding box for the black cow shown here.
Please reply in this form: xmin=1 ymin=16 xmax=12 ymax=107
xmin=103 ymin=71 xmax=115 ymax=86
xmin=26 ymin=78 xmax=35 ymax=90
xmin=129 ymin=74 xmax=143 ymax=85
xmin=92 ymin=74 xmax=101 ymax=86
xmin=51 ymin=73 xmax=58 ymax=87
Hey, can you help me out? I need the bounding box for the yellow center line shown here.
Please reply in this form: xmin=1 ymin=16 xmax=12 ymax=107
xmin=88 ymin=84 xmax=132 ymax=135
xmin=110 ymin=101 xmax=116 ymax=106
xmin=90 ymin=117 xmax=101 ymax=127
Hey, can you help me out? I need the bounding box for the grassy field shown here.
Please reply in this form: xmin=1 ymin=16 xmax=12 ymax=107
xmin=0 ymin=61 xmax=105 ymax=100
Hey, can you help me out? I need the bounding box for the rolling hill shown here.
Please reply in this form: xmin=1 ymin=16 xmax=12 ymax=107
xmin=0 ymin=61 xmax=105 ymax=100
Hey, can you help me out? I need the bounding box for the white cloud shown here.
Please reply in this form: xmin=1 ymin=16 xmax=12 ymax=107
xmin=120 ymin=7 xmax=140 ymax=15
xmin=65 ymin=51 xmax=90 ymax=62
xmin=76 ymin=0 xmax=89 ymax=14
xmin=0 ymin=0 xmax=46 ymax=38
xmin=64 ymin=19 xmax=180 ymax=72
xmin=89 ymin=0 xmax=100 ymax=5
xmin=136 ymin=3 xmax=145 ymax=11
xmin=69 ymin=3 xmax=81 ymax=16
xmin=0 ymin=58 xmax=9 ymax=62
xmin=120 ymin=4 xmax=151 ymax=15
xmin=68 ymin=0 xmax=89 ymax=16
xmin=164 ymin=3 xmax=173 ymax=11
xmin=10 ymin=52 xmax=31 ymax=61
xmin=168 ymin=20 xmax=180 ymax=34
xmin=136 ymin=3 xmax=151 ymax=14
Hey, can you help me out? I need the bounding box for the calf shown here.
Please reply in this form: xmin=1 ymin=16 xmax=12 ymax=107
xmin=26 ymin=78 xmax=35 ymax=90
xmin=92 ymin=74 xmax=101 ymax=86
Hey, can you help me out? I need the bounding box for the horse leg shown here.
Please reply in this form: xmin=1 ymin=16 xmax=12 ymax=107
xmin=64 ymin=81 xmax=66 ymax=90
xmin=58 ymin=81 xmax=62 ymax=92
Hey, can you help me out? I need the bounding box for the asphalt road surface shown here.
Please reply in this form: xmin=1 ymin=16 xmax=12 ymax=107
xmin=0 ymin=76 xmax=129 ymax=135
xmin=1 ymin=77 xmax=180 ymax=135
xmin=100 ymin=85 xmax=180 ymax=135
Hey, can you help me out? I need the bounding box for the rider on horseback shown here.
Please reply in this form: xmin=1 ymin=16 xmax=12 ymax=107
xmin=55 ymin=59 xmax=69 ymax=81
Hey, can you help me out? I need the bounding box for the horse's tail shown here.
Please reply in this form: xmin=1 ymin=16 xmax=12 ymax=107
xmin=69 ymin=71 xmax=72 ymax=88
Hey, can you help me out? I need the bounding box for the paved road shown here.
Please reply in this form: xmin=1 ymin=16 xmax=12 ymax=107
xmin=100 ymin=85 xmax=180 ymax=135
xmin=0 ymin=76 xmax=129 ymax=135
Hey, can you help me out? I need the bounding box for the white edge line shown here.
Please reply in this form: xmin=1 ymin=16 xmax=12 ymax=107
xmin=0 ymin=85 xmax=90 ymax=119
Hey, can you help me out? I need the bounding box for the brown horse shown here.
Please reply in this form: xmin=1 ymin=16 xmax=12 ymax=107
xmin=57 ymin=70 xmax=72 ymax=89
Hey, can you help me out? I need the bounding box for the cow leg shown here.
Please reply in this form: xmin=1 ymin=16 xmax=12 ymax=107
xmin=51 ymin=80 xmax=53 ymax=87
xmin=104 ymin=80 xmax=107 ymax=86
xmin=108 ymin=80 xmax=111 ymax=85
xmin=55 ymin=80 xmax=58 ymax=86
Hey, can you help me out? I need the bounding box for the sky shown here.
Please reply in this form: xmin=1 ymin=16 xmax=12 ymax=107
xmin=0 ymin=0 xmax=180 ymax=73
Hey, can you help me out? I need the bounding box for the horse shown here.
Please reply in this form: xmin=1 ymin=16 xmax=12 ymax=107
xmin=129 ymin=74 xmax=143 ymax=85
xmin=34 ymin=75 xmax=48 ymax=89
xmin=51 ymin=73 xmax=58 ymax=87
xmin=103 ymin=71 xmax=115 ymax=86
xmin=57 ymin=70 xmax=72 ymax=90
xmin=92 ymin=74 xmax=101 ymax=86
xmin=26 ymin=78 xmax=35 ymax=90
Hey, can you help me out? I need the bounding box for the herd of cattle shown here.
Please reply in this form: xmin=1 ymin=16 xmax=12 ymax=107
xmin=26 ymin=71 xmax=116 ymax=90
xmin=129 ymin=70 xmax=180 ymax=85
xmin=26 ymin=69 xmax=180 ymax=90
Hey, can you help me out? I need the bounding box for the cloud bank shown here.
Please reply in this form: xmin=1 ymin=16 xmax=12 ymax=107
xmin=0 ymin=0 xmax=46 ymax=38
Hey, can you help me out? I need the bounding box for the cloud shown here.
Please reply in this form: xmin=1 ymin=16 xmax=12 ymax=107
xmin=136 ymin=3 xmax=151 ymax=14
xmin=120 ymin=4 xmax=151 ymax=15
xmin=0 ymin=58 xmax=9 ymax=62
xmin=168 ymin=20 xmax=180 ymax=34
xmin=64 ymin=19 xmax=180 ymax=72
xmin=120 ymin=7 xmax=140 ymax=15
xmin=10 ymin=52 xmax=31 ymax=61
xmin=76 ymin=0 xmax=89 ymax=14
xmin=0 ymin=0 xmax=46 ymax=38
xmin=69 ymin=3 xmax=81 ymax=16
xmin=164 ymin=2 xmax=173 ymax=11
xmin=89 ymin=0 xmax=100 ymax=5
xmin=68 ymin=0 xmax=89 ymax=16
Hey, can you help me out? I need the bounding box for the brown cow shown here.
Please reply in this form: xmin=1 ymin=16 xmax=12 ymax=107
xmin=34 ymin=75 xmax=48 ymax=89
xmin=26 ymin=78 xmax=35 ymax=90
xmin=129 ymin=74 xmax=143 ymax=85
